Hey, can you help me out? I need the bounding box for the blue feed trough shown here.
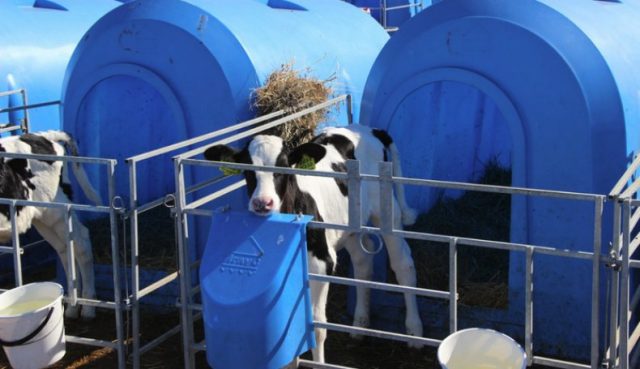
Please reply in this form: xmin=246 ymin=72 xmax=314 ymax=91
xmin=200 ymin=212 xmax=315 ymax=369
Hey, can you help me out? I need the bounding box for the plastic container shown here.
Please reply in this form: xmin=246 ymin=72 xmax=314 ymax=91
xmin=0 ymin=282 xmax=66 ymax=369
xmin=437 ymin=328 xmax=526 ymax=369
xmin=200 ymin=211 xmax=315 ymax=369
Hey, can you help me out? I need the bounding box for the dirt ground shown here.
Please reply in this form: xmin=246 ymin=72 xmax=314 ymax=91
xmin=1 ymin=268 xmax=554 ymax=369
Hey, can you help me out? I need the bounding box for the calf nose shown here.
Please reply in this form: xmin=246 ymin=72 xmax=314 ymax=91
xmin=251 ymin=197 xmax=274 ymax=214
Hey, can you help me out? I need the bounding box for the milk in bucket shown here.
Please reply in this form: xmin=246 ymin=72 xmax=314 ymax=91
xmin=0 ymin=282 xmax=66 ymax=369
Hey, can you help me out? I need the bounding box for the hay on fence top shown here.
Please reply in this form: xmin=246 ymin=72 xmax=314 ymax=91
xmin=253 ymin=63 xmax=333 ymax=149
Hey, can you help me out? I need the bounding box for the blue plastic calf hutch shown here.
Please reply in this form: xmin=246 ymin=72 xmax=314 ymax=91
xmin=61 ymin=0 xmax=388 ymax=207
xmin=0 ymin=0 xmax=123 ymax=131
xmin=200 ymin=212 xmax=315 ymax=369
xmin=360 ymin=0 xmax=640 ymax=359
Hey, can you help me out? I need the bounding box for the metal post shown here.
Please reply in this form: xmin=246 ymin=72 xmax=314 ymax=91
xmin=381 ymin=0 xmax=388 ymax=28
xmin=19 ymin=88 xmax=30 ymax=133
xmin=347 ymin=160 xmax=361 ymax=231
xmin=64 ymin=206 xmax=78 ymax=308
xmin=346 ymin=94 xmax=354 ymax=125
xmin=175 ymin=157 xmax=195 ymax=369
xmin=378 ymin=162 xmax=394 ymax=234
xmin=129 ymin=160 xmax=142 ymax=369
xmin=525 ymin=247 xmax=534 ymax=367
xmin=10 ymin=202 xmax=22 ymax=286
xmin=620 ymin=199 xmax=631 ymax=369
xmin=591 ymin=197 xmax=604 ymax=369
xmin=608 ymin=200 xmax=622 ymax=367
xmin=107 ymin=161 xmax=126 ymax=369
xmin=449 ymin=238 xmax=458 ymax=333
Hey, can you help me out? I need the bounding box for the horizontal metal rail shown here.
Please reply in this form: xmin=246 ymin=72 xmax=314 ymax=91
xmin=127 ymin=109 xmax=288 ymax=163
xmin=0 ymin=89 xmax=24 ymax=98
xmin=0 ymin=100 xmax=61 ymax=114
xmin=0 ymin=151 xmax=116 ymax=166
xmin=176 ymin=95 xmax=349 ymax=160
xmin=0 ymin=125 xmax=23 ymax=134
xmin=309 ymin=273 xmax=451 ymax=300
xmin=65 ymin=335 xmax=119 ymax=349
xmin=315 ymin=321 xmax=440 ymax=347
xmin=66 ymin=297 xmax=122 ymax=310
xmin=532 ymin=356 xmax=590 ymax=369
xmin=184 ymin=158 xmax=603 ymax=204
xmin=0 ymin=197 xmax=111 ymax=213
xmin=299 ymin=360 xmax=357 ymax=369
xmin=390 ymin=175 xmax=603 ymax=201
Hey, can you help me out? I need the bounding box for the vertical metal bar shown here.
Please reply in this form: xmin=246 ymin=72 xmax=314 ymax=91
xmin=620 ymin=199 xmax=631 ymax=369
xmin=175 ymin=157 xmax=195 ymax=369
xmin=449 ymin=238 xmax=458 ymax=333
xmin=591 ymin=197 xmax=604 ymax=369
xmin=107 ymin=161 xmax=126 ymax=369
xmin=64 ymin=206 xmax=78 ymax=307
xmin=20 ymin=88 xmax=30 ymax=133
xmin=10 ymin=202 xmax=23 ymax=286
xmin=346 ymin=94 xmax=354 ymax=125
xmin=379 ymin=162 xmax=394 ymax=234
xmin=347 ymin=160 xmax=361 ymax=231
xmin=129 ymin=160 xmax=142 ymax=369
xmin=525 ymin=247 xmax=534 ymax=367
xmin=381 ymin=0 xmax=388 ymax=28
xmin=609 ymin=200 xmax=622 ymax=367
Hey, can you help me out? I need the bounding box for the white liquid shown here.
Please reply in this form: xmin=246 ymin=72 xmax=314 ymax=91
xmin=446 ymin=357 xmax=518 ymax=369
xmin=0 ymin=299 xmax=52 ymax=316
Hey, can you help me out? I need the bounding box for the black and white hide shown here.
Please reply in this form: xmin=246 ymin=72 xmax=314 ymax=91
xmin=204 ymin=125 xmax=423 ymax=363
xmin=0 ymin=131 xmax=101 ymax=319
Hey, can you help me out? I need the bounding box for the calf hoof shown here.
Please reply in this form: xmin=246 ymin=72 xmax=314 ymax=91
xmin=64 ymin=305 xmax=80 ymax=319
xmin=350 ymin=315 xmax=370 ymax=340
xmin=81 ymin=306 xmax=96 ymax=320
xmin=405 ymin=318 xmax=424 ymax=349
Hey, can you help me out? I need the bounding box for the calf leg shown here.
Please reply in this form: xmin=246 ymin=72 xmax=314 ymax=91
xmin=308 ymin=254 xmax=330 ymax=363
xmin=370 ymin=213 xmax=423 ymax=347
xmin=33 ymin=215 xmax=96 ymax=319
xmin=343 ymin=234 xmax=374 ymax=334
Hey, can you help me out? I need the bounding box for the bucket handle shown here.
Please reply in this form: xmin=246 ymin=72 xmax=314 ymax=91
xmin=0 ymin=306 xmax=54 ymax=347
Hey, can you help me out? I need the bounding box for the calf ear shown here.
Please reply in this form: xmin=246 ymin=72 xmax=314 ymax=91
xmin=204 ymin=145 xmax=237 ymax=162
xmin=204 ymin=145 xmax=244 ymax=176
xmin=288 ymin=143 xmax=326 ymax=169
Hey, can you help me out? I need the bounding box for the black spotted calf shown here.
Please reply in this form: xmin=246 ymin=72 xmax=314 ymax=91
xmin=205 ymin=125 xmax=422 ymax=363
xmin=0 ymin=131 xmax=101 ymax=319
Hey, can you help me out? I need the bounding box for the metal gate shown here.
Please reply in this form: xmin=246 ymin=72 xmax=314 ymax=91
xmin=170 ymin=95 xmax=637 ymax=369
xmin=2 ymin=90 xmax=638 ymax=368
xmin=607 ymin=159 xmax=640 ymax=369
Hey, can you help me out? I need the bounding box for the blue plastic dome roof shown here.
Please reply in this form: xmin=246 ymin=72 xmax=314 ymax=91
xmin=62 ymin=0 xmax=388 ymax=204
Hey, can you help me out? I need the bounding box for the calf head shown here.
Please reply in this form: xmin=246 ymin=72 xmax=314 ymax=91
xmin=204 ymin=135 xmax=290 ymax=215
xmin=204 ymin=135 xmax=326 ymax=216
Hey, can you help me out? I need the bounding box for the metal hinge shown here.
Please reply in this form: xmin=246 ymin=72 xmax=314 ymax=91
xmin=605 ymin=248 xmax=622 ymax=271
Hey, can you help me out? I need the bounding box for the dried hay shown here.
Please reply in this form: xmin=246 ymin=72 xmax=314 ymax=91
xmin=253 ymin=63 xmax=334 ymax=149
xmin=405 ymin=159 xmax=511 ymax=308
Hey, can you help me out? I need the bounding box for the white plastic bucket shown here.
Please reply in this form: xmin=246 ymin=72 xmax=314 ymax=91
xmin=0 ymin=282 xmax=66 ymax=369
xmin=438 ymin=328 xmax=526 ymax=369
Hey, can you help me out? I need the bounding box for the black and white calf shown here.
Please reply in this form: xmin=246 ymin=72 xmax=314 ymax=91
xmin=0 ymin=131 xmax=101 ymax=319
xmin=205 ymin=125 xmax=423 ymax=362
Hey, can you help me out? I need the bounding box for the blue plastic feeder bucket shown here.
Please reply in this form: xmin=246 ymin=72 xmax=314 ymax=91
xmin=200 ymin=212 xmax=315 ymax=369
